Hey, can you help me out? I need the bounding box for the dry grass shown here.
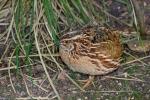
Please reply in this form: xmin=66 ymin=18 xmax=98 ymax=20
xmin=0 ymin=0 xmax=150 ymax=99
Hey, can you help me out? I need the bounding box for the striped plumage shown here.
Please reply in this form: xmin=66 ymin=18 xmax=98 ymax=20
xmin=59 ymin=26 xmax=122 ymax=75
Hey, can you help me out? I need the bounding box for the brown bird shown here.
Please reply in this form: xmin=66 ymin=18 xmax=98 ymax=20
xmin=59 ymin=26 xmax=122 ymax=89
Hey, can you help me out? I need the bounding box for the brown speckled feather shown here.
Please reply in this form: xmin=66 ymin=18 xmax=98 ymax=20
xmin=59 ymin=26 xmax=122 ymax=75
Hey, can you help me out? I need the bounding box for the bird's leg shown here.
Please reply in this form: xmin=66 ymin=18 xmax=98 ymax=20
xmin=78 ymin=76 xmax=94 ymax=89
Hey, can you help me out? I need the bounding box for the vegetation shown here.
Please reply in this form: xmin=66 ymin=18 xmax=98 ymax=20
xmin=0 ymin=0 xmax=149 ymax=99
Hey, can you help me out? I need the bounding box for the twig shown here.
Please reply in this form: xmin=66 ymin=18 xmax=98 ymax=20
xmin=8 ymin=49 xmax=16 ymax=93
xmin=25 ymin=74 xmax=49 ymax=92
xmin=21 ymin=71 xmax=32 ymax=97
xmin=34 ymin=22 xmax=61 ymax=100
xmin=84 ymin=90 xmax=133 ymax=93
xmin=130 ymin=0 xmax=145 ymax=38
xmin=8 ymin=53 xmax=59 ymax=59
xmin=104 ymin=76 xmax=144 ymax=82
xmin=123 ymin=51 xmax=148 ymax=66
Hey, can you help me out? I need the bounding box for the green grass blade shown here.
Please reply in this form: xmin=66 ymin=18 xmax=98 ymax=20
xmin=15 ymin=45 xmax=20 ymax=74
xmin=42 ymin=0 xmax=59 ymax=46
xmin=71 ymin=0 xmax=90 ymax=23
xmin=59 ymin=0 xmax=84 ymax=25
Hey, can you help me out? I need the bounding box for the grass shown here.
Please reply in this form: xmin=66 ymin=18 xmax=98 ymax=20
xmin=0 ymin=0 xmax=149 ymax=99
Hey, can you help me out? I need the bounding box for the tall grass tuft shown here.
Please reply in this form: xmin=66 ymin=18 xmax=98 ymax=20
xmin=42 ymin=0 xmax=60 ymax=46
xmin=14 ymin=0 xmax=34 ymax=77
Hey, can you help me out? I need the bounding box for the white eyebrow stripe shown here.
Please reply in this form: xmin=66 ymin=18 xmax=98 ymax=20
xmin=66 ymin=30 xmax=79 ymax=35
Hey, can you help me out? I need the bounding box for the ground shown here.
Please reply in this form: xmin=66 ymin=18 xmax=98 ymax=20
xmin=0 ymin=0 xmax=150 ymax=100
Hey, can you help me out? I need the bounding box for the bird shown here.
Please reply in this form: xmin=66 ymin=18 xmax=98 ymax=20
xmin=59 ymin=25 xmax=123 ymax=89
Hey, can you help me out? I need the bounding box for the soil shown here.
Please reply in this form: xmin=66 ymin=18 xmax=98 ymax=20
xmin=0 ymin=0 xmax=150 ymax=100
